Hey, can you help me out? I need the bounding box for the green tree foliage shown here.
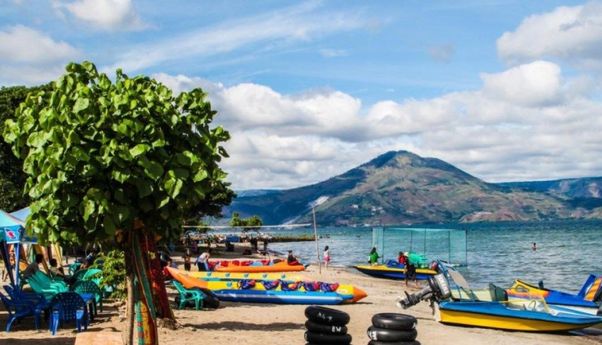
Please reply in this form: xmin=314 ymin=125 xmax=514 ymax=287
xmin=0 ymin=85 xmax=48 ymax=211
xmin=91 ymin=250 xmax=126 ymax=299
xmin=3 ymin=61 xmax=233 ymax=245
xmin=229 ymin=212 xmax=263 ymax=230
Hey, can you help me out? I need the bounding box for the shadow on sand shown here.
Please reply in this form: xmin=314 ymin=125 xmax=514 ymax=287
xmin=2 ymin=338 xmax=75 ymax=345
xmin=182 ymin=321 xmax=304 ymax=332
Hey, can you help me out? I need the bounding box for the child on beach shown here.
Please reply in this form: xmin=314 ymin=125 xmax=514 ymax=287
xmin=184 ymin=253 xmax=191 ymax=271
xmin=49 ymin=258 xmax=65 ymax=278
xmin=323 ymin=246 xmax=330 ymax=268
xmin=287 ymin=250 xmax=300 ymax=265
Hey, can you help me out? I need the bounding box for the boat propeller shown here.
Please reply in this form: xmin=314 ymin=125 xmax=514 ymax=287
xmin=397 ymin=273 xmax=451 ymax=313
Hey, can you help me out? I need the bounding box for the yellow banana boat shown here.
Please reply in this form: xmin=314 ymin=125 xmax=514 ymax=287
xmin=167 ymin=267 xmax=366 ymax=305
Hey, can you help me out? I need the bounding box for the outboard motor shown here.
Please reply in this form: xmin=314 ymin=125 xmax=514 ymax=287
xmin=397 ymin=273 xmax=451 ymax=313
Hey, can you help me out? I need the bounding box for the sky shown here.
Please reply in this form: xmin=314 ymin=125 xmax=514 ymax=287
xmin=1 ymin=0 xmax=602 ymax=190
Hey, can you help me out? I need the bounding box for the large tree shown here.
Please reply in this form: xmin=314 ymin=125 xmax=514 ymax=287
xmin=0 ymin=85 xmax=48 ymax=211
xmin=3 ymin=62 xmax=233 ymax=344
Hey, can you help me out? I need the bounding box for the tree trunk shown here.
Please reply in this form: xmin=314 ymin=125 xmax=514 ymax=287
xmin=140 ymin=232 xmax=175 ymax=325
xmin=123 ymin=266 xmax=135 ymax=345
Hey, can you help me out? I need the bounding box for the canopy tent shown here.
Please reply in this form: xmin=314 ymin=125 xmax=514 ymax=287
xmin=0 ymin=209 xmax=37 ymax=288
xmin=10 ymin=206 xmax=31 ymax=223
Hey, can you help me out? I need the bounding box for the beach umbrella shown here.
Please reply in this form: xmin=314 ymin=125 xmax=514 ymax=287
xmin=0 ymin=209 xmax=37 ymax=288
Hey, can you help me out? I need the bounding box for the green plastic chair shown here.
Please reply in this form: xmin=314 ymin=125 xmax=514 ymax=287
xmin=68 ymin=263 xmax=82 ymax=276
xmin=71 ymin=269 xmax=88 ymax=282
xmin=81 ymin=268 xmax=103 ymax=287
xmin=27 ymin=273 xmax=68 ymax=302
xmin=71 ymin=280 xmax=103 ymax=313
xmin=172 ymin=281 xmax=203 ymax=310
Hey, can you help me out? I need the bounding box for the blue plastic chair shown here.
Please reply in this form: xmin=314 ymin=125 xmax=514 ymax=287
xmin=71 ymin=280 xmax=103 ymax=313
xmin=49 ymin=292 xmax=88 ymax=335
xmin=3 ymin=285 xmax=49 ymax=310
xmin=0 ymin=290 xmax=42 ymax=332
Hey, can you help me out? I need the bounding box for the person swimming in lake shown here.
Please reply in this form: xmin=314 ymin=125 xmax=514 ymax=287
xmin=532 ymin=242 xmax=537 ymax=251
xmin=369 ymin=247 xmax=380 ymax=266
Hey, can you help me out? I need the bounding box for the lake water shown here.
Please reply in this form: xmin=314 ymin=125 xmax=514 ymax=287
xmin=266 ymin=220 xmax=602 ymax=293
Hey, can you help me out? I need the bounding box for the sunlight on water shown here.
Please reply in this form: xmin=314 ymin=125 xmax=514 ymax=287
xmin=267 ymin=221 xmax=602 ymax=292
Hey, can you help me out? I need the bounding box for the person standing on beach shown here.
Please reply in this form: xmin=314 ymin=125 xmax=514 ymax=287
xmin=184 ymin=253 xmax=191 ymax=271
xmin=323 ymin=246 xmax=331 ymax=268
xmin=369 ymin=247 xmax=380 ymax=266
xmin=398 ymin=251 xmax=407 ymax=265
xmin=196 ymin=251 xmax=210 ymax=271
xmin=405 ymin=260 xmax=417 ymax=287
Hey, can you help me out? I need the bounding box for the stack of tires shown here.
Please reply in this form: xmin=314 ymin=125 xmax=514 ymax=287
xmin=304 ymin=306 xmax=352 ymax=345
xmin=367 ymin=313 xmax=418 ymax=345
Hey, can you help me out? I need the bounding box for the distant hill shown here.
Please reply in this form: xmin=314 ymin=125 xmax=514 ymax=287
xmin=498 ymin=178 xmax=602 ymax=210
xmin=226 ymin=151 xmax=602 ymax=225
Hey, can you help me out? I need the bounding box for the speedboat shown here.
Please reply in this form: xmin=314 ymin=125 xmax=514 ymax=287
xmin=506 ymin=276 xmax=602 ymax=315
xmin=398 ymin=262 xmax=602 ymax=332
xmin=354 ymin=260 xmax=436 ymax=280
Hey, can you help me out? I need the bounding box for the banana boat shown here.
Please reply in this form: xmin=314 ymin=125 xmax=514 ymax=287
xmin=188 ymin=271 xmax=306 ymax=281
xmin=167 ymin=267 xmax=366 ymax=305
xmin=214 ymin=260 xmax=305 ymax=273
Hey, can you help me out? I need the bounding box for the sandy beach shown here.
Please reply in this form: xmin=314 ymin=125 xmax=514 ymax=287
xmin=2 ymin=243 xmax=602 ymax=345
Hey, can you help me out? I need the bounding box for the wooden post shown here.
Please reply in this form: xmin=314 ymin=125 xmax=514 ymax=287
xmin=312 ymin=206 xmax=321 ymax=274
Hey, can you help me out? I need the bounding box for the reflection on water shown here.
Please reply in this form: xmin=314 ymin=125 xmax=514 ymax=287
xmin=267 ymin=221 xmax=602 ymax=292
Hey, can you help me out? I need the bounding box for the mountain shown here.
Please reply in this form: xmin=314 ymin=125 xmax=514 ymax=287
xmin=498 ymin=178 xmax=602 ymax=210
xmin=226 ymin=151 xmax=602 ymax=225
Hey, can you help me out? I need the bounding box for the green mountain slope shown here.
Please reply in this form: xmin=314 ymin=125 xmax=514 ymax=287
xmin=226 ymin=151 xmax=600 ymax=225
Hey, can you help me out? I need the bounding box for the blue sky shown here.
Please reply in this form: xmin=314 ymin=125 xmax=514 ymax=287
xmin=1 ymin=0 xmax=602 ymax=189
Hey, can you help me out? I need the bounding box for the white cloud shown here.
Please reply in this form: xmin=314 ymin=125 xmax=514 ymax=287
xmin=497 ymin=2 xmax=602 ymax=68
xmin=112 ymin=2 xmax=370 ymax=72
xmin=54 ymin=0 xmax=147 ymax=31
xmin=0 ymin=25 xmax=78 ymax=63
xmin=481 ymin=60 xmax=562 ymax=107
xmin=155 ymin=57 xmax=602 ymax=190
xmin=319 ymin=48 xmax=348 ymax=58
xmin=0 ymin=25 xmax=80 ymax=85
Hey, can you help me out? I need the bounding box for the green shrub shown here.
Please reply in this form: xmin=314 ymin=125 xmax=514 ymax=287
xmin=92 ymin=250 xmax=126 ymax=300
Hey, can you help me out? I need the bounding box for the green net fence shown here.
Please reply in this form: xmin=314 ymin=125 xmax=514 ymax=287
xmin=372 ymin=226 xmax=467 ymax=267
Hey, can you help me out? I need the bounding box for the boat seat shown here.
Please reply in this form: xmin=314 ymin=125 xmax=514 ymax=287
xmin=488 ymin=283 xmax=508 ymax=302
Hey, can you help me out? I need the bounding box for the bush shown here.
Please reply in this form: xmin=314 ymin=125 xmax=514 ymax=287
xmin=92 ymin=250 xmax=126 ymax=300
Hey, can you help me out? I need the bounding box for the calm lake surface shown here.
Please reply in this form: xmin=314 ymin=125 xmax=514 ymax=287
xmin=266 ymin=220 xmax=602 ymax=292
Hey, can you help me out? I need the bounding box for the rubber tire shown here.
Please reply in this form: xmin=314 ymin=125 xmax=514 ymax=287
xmin=305 ymin=306 xmax=350 ymax=326
xmin=367 ymin=326 xmax=417 ymax=342
xmin=371 ymin=313 xmax=417 ymax=330
xmin=305 ymin=320 xmax=348 ymax=335
xmin=368 ymin=341 xmax=421 ymax=345
xmin=304 ymin=331 xmax=352 ymax=344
